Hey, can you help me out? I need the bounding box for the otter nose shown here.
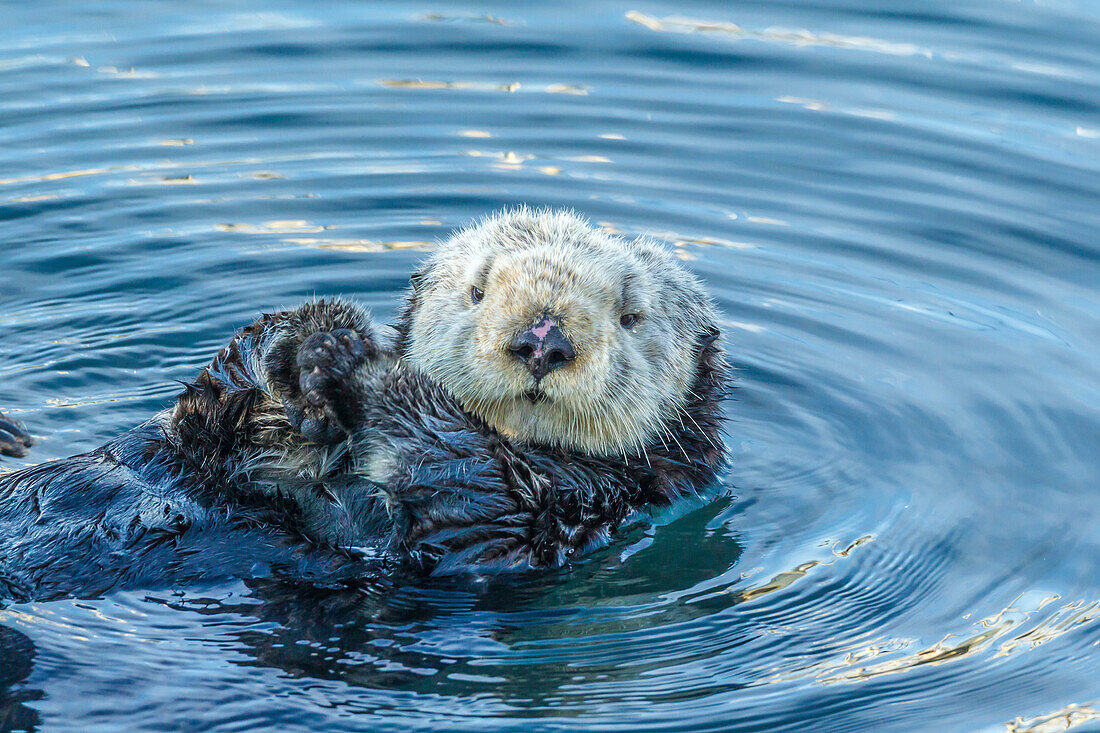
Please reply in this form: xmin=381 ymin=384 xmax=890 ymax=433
xmin=510 ymin=315 xmax=575 ymax=380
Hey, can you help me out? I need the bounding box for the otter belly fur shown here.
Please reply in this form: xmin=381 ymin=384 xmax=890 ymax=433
xmin=0 ymin=210 xmax=728 ymax=601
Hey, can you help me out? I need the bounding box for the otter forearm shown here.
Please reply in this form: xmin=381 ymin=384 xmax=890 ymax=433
xmin=167 ymin=299 xmax=380 ymax=492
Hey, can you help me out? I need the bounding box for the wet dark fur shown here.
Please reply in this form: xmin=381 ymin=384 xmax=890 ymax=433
xmin=0 ymin=413 xmax=33 ymax=459
xmin=0 ymin=299 xmax=726 ymax=600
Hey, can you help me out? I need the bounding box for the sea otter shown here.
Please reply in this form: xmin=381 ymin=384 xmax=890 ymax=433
xmin=0 ymin=209 xmax=727 ymax=600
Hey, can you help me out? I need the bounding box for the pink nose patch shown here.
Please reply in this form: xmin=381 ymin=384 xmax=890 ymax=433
xmin=531 ymin=318 xmax=554 ymax=340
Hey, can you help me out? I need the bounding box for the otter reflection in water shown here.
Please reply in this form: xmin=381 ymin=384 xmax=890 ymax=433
xmin=0 ymin=209 xmax=728 ymax=601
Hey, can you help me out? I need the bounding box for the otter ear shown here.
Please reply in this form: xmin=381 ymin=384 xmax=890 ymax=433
xmin=698 ymin=324 xmax=720 ymax=347
xmin=394 ymin=266 xmax=430 ymax=354
xmin=409 ymin=266 xmax=430 ymax=293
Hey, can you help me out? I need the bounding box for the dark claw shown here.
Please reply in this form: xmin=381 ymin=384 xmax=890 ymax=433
xmin=0 ymin=413 xmax=33 ymax=459
xmin=340 ymin=332 xmax=367 ymax=360
xmin=300 ymin=368 xmax=327 ymax=398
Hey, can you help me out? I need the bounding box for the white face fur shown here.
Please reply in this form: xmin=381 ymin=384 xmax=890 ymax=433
xmin=403 ymin=209 xmax=720 ymax=457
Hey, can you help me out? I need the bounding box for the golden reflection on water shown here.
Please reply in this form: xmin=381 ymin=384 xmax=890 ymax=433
xmin=995 ymin=599 xmax=1097 ymax=657
xmin=0 ymin=153 xmax=324 ymax=188
xmin=377 ymin=79 xmax=521 ymax=93
xmin=810 ymin=592 xmax=1098 ymax=686
xmin=8 ymin=193 xmax=60 ymax=203
xmin=725 ymin=550 xmax=1100 ymax=700
xmin=149 ymin=175 xmax=197 ymax=185
xmin=563 ymin=155 xmax=612 ymax=163
xmin=686 ymin=536 xmax=875 ymax=608
xmin=44 ymin=393 xmax=151 ymax=409
xmin=647 ymin=230 xmax=757 ymax=250
xmin=0 ymin=166 xmax=136 ymax=186
xmin=776 ymin=95 xmax=897 ymax=121
xmin=462 ymin=149 xmax=535 ymax=171
xmin=216 ymin=220 xmax=329 ymax=234
xmin=96 ymin=65 xmax=159 ymax=79
xmin=377 ymin=80 xmax=590 ymax=95
xmin=625 ymin=10 xmax=932 ymax=58
xmin=280 ymin=238 xmax=433 ymax=253
xmin=1006 ymin=701 xmax=1100 ymax=733
xmin=738 ymin=536 xmax=873 ymax=602
xmin=417 ymin=13 xmax=518 ymax=26
xmin=545 ymin=84 xmax=588 ymax=95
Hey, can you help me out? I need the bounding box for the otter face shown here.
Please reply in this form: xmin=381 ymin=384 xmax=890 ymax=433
xmin=401 ymin=209 xmax=721 ymax=457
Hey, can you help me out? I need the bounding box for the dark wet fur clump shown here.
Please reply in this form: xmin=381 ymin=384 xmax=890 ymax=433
xmin=0 ymin=413 xmax=33 ymax=459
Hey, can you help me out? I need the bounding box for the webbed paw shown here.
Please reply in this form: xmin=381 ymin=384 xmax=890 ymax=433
xmin=0 ymin=412 xmax=33 ymax=458
xmin=285 ymin=329 xmax=371 ymax=444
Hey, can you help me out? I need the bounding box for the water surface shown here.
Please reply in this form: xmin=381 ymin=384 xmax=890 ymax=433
xmin=1 ymin=1 xmax=1099 ymax=731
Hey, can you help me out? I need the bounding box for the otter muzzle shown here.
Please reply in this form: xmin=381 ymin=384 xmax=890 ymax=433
xmin=509 ymin=315 xmax=575 ymax=380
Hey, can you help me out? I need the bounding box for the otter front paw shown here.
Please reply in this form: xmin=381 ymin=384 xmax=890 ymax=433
xmin=0 ymin=412 xmax=33 ymax=458
xmin=286 ymin=329 xmax=370 ymax=444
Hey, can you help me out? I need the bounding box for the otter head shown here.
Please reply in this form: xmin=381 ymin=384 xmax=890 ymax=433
xmin=398 ymin=209 xmax=722 ymax=457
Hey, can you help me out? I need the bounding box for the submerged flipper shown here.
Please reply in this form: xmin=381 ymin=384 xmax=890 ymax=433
xmin=0 ymin=412 xmax=33 ymax=458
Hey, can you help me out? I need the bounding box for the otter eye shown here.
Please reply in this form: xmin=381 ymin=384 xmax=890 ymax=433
xmin=471 ymin=286 xmax=484 ymax=304
xmin=620 ymin=313 xmax=638 ymax=329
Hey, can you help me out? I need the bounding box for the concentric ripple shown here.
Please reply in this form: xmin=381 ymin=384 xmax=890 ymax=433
xmin=1 ymin=1 xmax=1099 ymax=731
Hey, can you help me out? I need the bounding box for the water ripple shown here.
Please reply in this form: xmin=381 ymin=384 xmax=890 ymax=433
xmin=1 ymin=0 xmax=1098 ymax=730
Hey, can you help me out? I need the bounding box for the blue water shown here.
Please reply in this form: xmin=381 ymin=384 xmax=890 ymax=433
xmin=1 ymin=1 xmax=1099 ymax=731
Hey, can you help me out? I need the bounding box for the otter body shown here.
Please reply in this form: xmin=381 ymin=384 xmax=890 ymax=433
xmin=0 ymin=422 xmax=375 ymax=600
xmin=0 ymin=210 xmax=727 ymax=600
